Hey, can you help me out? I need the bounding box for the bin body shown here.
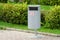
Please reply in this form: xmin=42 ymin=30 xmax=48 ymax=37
xmin=28 ymin=5 xmax=40 ymax=29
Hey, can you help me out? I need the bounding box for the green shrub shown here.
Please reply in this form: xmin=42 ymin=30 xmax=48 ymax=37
xmin=0 ymin=3 xmax=27 ymax=25
xmin=41 ymin=10 xmax=48 ymax=26
xmin=23 ymin=0 xmax=39 ymax=4
xmin=45 ymin=6 xmax=60 ymax=29
xmin=30 ymin=0 xmax=39 ymax=4
xmin=40 ymin=0 xmax=59 ymax=5
xmin=0 ymin=3 xmax=47 ymax=25
xmin=0 ymin=0 xmax=7 ymax=3
xmin=14 ymin=0 xmax=19 ymax=3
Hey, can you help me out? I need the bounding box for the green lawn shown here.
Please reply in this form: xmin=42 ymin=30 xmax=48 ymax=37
xmin=40 ymin=5 xmax=53 ymax=10
xmin=0 ymin=21 xmax=60 ymax=34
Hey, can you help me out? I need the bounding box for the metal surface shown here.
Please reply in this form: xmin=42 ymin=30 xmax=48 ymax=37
xmin=28 ymin=5 xmax=40 ymax=29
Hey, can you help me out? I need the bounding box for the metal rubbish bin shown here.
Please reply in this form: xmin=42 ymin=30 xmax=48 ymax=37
xmin=28 ymin=5 xmax=41 ymax=30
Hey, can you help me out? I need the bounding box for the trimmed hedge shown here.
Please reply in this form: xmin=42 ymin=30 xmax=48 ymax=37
xmin=0 ymin=3 xmax=46 ymax=25
xmin=0 ymin=3 xmax=27 ymax=25
xmin=45 ymin=6 xmax=60 ymax=29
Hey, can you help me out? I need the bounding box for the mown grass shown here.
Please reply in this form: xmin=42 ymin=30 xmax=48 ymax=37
xmin=0 ymin=21 xmax=60 ymax=34
xmin=40 ymin=5 xmax=53 ymax=10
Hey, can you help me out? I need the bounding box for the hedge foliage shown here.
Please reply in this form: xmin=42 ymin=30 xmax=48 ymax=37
xmin=40 ymin=0 xmax=60 ymax=5
xmin=0 ymin=3 xmax=27 ymax=25
xmin=0 ymin=0 xmax=7 ymax=3
xmin=0 ymin=0 xmax=59 ymax=5
xmin=0 ymin=3 xmax=46 ymax=25
xmin=24 ymin=0 xmax=60 ymax=5
xmin=45 ymin=6 xmax=60 ymax=29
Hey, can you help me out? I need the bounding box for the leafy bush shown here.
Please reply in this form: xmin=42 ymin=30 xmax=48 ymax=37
xmin=41 ymin=10 xmax=48 ymax=26
xmin=23 ymin=0 xmax=31 ymax=4
xmin=23 ymin=0 xmax=60 ymax=5
xmin=0 ymin=3 xmax=27 ymax=25
xmin=14 ymin=0 xmax=19 ymax=3
xmin=0 ymin=0 xmax=7 ymax=3
xmin=30 ymin=0 xmax=39 ymax=4
xmin=23 ymin=0 xmax=40 ymax=4
xmin=45 ymin=6 xmax=60 ymax=29
xmin=40 ymin=0 xmax=60 ymax=5
xmin=0 ymin=3 xmax=47 ymax=25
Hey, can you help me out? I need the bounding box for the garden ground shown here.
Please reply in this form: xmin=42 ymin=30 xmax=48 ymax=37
xmin=0 ymin=30 xmax=60 ymax=40
xmin=0 ymin=21 xmax=60 ymax=34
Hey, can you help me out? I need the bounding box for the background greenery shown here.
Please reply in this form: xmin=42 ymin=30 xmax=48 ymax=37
xmin=0 ymin=3 xmax=60 ymax=29
xmin=0 ymin=0 xmax=60 ymax=34
xmin=0 ymin=0 xmax=60 ymax=5
xmin=45 ymin=6 xmax=60 ymax=29
xmin=40 ymin=0 xmax=59 ymax=5
xmin=0 ymin=3 xmax=27 ymax=25
xmin=0 ymin=3 xmax=51 ymax=25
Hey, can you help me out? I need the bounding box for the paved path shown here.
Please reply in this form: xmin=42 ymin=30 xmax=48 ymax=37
xmin=0 ymin=30 xmax=60 ymax=40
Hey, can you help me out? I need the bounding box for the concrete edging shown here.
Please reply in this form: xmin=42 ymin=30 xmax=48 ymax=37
xmin=6 ymin=28 xmax=60 ymax=37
